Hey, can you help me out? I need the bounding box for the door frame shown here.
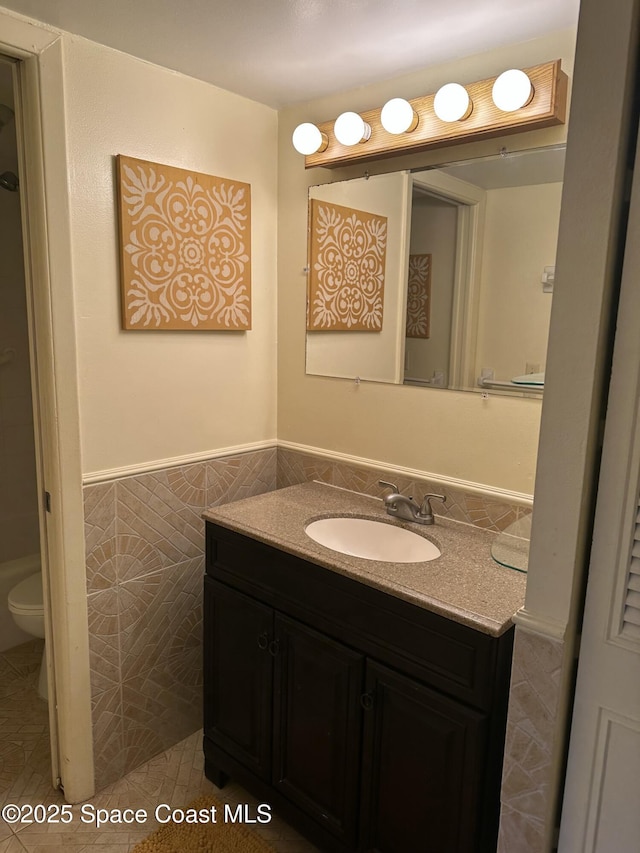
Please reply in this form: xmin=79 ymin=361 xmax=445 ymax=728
xmin=1 ymin=13 xmax=94 ymax=803
xmin=411 ymin=170 xmax=486 ymax=390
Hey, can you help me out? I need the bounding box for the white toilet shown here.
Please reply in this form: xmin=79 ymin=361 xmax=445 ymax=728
xmin=7 ymin=571 xmax=48 ymax=701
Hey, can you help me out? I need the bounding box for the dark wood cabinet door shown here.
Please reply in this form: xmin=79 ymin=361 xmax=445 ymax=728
xmin=360 ymin=661 xmax=487 ymax=853
xmin=272 ymin=613 xmax=364 ymax=846
xmin=203 ymin=578 xmax=273 ymax=781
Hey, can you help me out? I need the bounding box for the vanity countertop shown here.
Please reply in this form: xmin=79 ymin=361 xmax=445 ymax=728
xmin=202 ymin=481 xmax=527 ymax=637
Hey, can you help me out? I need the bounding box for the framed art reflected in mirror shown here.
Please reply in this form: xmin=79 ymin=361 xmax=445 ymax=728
xmin=305 ymin=145 xmax=565 ymax=396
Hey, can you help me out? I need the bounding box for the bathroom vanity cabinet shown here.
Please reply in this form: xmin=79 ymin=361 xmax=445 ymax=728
xmin=203 ymin=520 xmax=515 ymax=853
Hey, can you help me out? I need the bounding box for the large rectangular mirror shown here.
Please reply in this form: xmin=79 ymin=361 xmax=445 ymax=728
xmin=305 ymin=144 xmax=565 ymax=396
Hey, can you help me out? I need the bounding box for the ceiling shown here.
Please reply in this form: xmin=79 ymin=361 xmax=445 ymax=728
xmin=0 ymin=0 xmax=580 ymax=108
xmin=440 ymin=146 xmax=566 ymax=189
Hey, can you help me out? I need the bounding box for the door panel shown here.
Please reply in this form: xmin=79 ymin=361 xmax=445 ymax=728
xmin=558 ymin=121 xmax=640 ymax=852
xmin=203 ymin=578 xmax=273 ymax=780
xmin=272 ymin=613 xmax=364 ymax=845
xmin=360 ymin=661 xmax=486 ymax=853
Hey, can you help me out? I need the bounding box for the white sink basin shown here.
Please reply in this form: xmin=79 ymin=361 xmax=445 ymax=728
xmin=305 ymin=517 xmax=441 ymax=563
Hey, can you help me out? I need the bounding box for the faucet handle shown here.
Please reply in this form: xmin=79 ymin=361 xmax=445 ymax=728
xmin=419 ymin=493 xmax=447 ymax=520
xmin=378 ymin=480 xmax=399 ymax=494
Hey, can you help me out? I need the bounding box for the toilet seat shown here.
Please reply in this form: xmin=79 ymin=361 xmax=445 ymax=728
xmin=8 ymin=572 xmax=44 ymax=615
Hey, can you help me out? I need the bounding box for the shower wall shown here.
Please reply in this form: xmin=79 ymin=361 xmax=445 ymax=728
xmin=0 ymin=68 xmax=39 ymax=569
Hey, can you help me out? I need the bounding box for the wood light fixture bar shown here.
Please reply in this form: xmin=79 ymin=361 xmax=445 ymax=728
xmin=302 ymin=60 xmax=568 ymax=169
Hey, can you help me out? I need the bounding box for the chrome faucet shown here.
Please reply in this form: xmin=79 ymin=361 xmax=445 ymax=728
xmin=378 ymin=480 xmax=446 ymax=526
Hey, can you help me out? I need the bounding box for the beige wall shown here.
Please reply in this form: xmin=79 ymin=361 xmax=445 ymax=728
xmin=61 ymin=36 xmax=278 ymax=477
xmin=277 ymin=29 xmax=575 ymax=496
xmin=476 ymin=182 xmax=561 ymax=382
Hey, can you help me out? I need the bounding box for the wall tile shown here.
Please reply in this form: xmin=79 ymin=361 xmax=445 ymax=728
xmin=117 ymin=534 xmax=164 ymax=584
xmin=497 ymin=627 xmax=565 ymax=853
xmin=87 ymin=589 xmax=120 ymax=696
xmin=277 ymin=448 xmax=332 ymax=489
xmin=463 ymin=494 xmax=519 ymax=532
xmin=116 ymin=463 xmax=207 ymax=570
xmin=91 ymin=685 xmax=124 ymax=790
xmin=121 ymin=660 xmax=202 ymax=776
xmin=83 ymin=482 xmax=116 ymax=592
xmin=85 ymin=540 xmax=117 ymax=595
xmin=118 ymin=558 xmax=202 ymax=683
xmin=87 ymin=449 xmax=278 ymax=790
xmin=121 ymin=724 xmax=166 ymax=784
xmin=84 ymin=483 xmax=116 ymax=551
xmin=87 ymin=589 xmax=122 ymax=792
xmin=278 ymin=447 xmax=528 ymax=532
xmin=207 ymin=447 xmax=277 ymax=505
xmin=498 ymin=803 xmax=546 ymax=853
xmin=331 ymin=461 xmax=408 ymax=498
xmin=118 ymin=570 xmax=171 ymax=681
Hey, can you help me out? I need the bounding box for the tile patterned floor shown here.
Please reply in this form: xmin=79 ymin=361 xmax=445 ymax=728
xmin=0 ymin=640 xmax=319 ymax=852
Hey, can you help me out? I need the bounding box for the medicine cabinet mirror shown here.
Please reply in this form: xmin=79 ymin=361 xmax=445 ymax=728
xmin=305 ymin=144 xmax=565 ymax=396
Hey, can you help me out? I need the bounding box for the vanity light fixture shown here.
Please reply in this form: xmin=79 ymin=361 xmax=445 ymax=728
xmin=292 ymin=122 xmax=328 ymax=155
xmin=433 ymin=83 xmax=472 ymax=122
xmin=380 ymin=98 xmax=419 ymax=134
xmin=295 ymin=59 xmax=567 ymax=169
xmin=492 ymin=69 xmax=534 ymax=112
xmin=334 ymin=111 xmax=372 ymax=146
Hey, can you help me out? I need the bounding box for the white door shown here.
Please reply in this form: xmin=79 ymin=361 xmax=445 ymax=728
xmin=558 ymin=131 xmax=640 ymax=852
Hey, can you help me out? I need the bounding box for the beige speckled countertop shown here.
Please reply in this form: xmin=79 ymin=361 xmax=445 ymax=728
xmin=202 ymin=481 xmax=527 ymax=637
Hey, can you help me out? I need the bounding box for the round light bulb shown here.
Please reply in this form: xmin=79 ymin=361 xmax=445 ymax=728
xmin=492 ymin=69 xmax=533 ymax=112
xmin=334 ymin=112 xmax=371 ymax=146
xmin=292 ymin=123 xmax=327 ymax=156
xmin=380 ymin=98 xmax=418 ymax=134
xmin=433 ymin=83 xmax=472 ymax=122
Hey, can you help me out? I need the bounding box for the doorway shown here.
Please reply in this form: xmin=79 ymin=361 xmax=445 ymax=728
xmin=0 ymin=53 xmax=54 ymax=805
xmin=404 ymin=186 xmax=459 ymax=387
xmin=0 ymin=21 xmax=94 ymax=805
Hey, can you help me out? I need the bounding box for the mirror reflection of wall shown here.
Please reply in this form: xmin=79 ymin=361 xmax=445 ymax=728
xmin=305 ymin=145 xmax=565 ymax=397
xmin=438 ymin=147 xmax=564 ymax=392
xmin=474 ymin=180 xmax=560 ymax=384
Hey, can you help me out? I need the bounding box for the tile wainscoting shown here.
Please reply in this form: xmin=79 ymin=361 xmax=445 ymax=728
xmin=277 ymin=446 xmax=532 ymax=533
xmin=84 ymin=447 xmax=278 ymax=791
xmin=497 ymin=626 xmax=566 ymax=853
xmin=84 ymin=443 xmax=533 ymax=793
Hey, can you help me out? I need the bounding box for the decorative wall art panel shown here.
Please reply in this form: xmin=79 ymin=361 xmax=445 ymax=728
xmin=117 ymin=155 xmax=251 ymax=330
xmin=307 ymin=198 xmax=387 ymax=331
xmin=406 ymin=253 xmax=432 ymax=339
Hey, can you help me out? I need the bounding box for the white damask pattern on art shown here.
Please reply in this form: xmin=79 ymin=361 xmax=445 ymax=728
xmin=406 ymin=253 xmax=431 ymax=339
xmin=307 ymin=199 xmax=387 ymax=331
xmin=117 ymin=155 xmax=251 ymax=330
